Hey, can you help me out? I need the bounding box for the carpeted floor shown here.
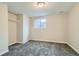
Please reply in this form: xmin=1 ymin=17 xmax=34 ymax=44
xmin=2 ymin=40 xmax=79 ymax=56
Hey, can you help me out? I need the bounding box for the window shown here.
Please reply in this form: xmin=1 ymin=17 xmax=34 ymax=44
xmin=34 ymin=18 xmax=46 ymax=29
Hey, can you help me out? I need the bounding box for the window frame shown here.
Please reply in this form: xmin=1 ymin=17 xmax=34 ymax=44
xmin=34 ymin=18 xmax=47 ymax=29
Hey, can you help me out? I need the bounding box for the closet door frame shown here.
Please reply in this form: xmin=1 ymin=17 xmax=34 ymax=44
xmin=8 ymin=12 xmax=17 ymax=46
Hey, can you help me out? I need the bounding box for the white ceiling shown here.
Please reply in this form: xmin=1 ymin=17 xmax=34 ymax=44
xmin=4 ymin=2 xmax=76 ymax=17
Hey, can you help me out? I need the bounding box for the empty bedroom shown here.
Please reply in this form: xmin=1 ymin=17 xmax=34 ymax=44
xmin=0 ymin=2 xmax=79 ymax=56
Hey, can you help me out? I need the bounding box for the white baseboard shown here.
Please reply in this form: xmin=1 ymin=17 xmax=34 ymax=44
xmin=0 ymin=50 xmax=9 ymax=56
xmin=67 ymin=43 xmax=79 ymax=54
xmin=22 ymin=40 xmax=29 ymax=44
xmin=31 ymin=39 xmax=67 ymax=44
xmin=8 ymin=42 xmax=17 ymax=46
xmin=17 ymin=42 xmax=23 ymax=44
xmin=14 ymin=40 xmax=30 ymax=44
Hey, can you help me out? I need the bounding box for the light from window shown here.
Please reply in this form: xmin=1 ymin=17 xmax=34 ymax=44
xmin=34 ymin=18 xmax=46 ymax=29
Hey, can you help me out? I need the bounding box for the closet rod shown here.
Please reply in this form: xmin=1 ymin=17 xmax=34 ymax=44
xmin=8 ymin=20 xmax=17 ymax=22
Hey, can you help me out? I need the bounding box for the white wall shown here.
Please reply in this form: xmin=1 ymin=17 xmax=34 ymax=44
xmin=0 ymin=3 xmax=8 ymax=55
xmin=67 ymin=4 xmax=79 ymax=53
xmin=17 ymin=14 xmax=23 ymax=43
xmin=23 ymin=14 xmax=30 ymax=44
xmin=30 ymin=13 xmax=67 ymax=43
xmin=8 ymin=12 xmax=17 ymax=45
xmin=17 ymin=14 xmax=30 ymax=44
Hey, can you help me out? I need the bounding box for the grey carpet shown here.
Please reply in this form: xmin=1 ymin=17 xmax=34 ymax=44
xmin=2 ymin=40 xmax=79 ymax=56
